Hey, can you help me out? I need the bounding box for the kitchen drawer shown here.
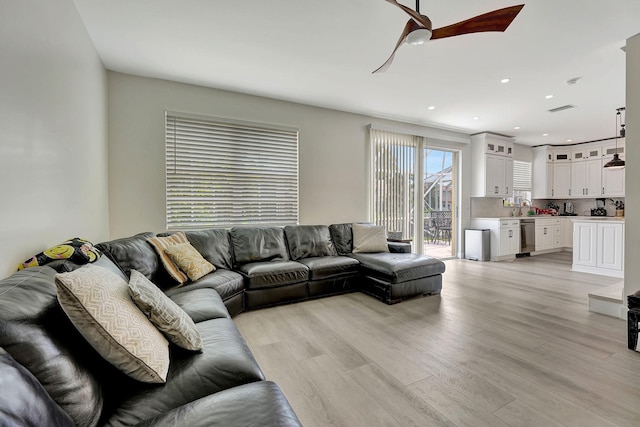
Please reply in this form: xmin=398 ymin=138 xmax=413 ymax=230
xmin=535 ymin=218 xmax=560 ymax=226
xmin=500 ymin=220 xmax=520 ymax=229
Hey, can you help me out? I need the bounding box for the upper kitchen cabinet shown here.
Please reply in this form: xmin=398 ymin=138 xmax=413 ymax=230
xmin=571 ymin=146 xmax=601 ymax=198
xmin=471 ymin=133 xmax=514 ymax=197
xmin=532 ymin=139 xmax=625 ymax=200
xmin=602 ymin=139 xmax=625 ymax=197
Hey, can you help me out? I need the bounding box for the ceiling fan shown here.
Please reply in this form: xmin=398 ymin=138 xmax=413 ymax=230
xmin=373 ymin=1 xmax=524 ymax=73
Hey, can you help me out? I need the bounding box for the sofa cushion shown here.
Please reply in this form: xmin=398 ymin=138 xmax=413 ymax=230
xmin=296 ymin=256 xmax=360 ymax=281
xmin=129 ymin=270 xmax=202 ymax=351
xmin=165 ymin=269 xmax=245 ymax=302
xmin=169 ymin=288 xmax=230 ymax=323
xmin=284 ymin=225 xmax=337 ymax=260
xmin=96 ymin=232 xmax=167 ymax=285
xmin=352 ymin=223 xmax=389 ymax=253
xmin=236 ymin=261 xmax=309 ymax=289
xmin=230 ymin=227 xmax=289 ymax=265
xmin=164 ymin=242 xmax=215 ymax=281
xmin=147 ymin=232 xmax=190 ymax=284
xmin=101 ymin=318 xmax=265 ymax=426
xmin=184 ymin=229 xmax=234 ymax=270
xmin=136 ymin=381 xmax=302 ymax=427
xmin=0 ymin=351 xmax=75 ymax=427
xmin=350 ymin=252 xmax=445 ymax=284
xmin=55 ymin=265 xmax=170 ymax=383
xmin=0 ymin=266 xmax=111 ymax=427
xmin=329 ymin=223 xmax=353 ymax=255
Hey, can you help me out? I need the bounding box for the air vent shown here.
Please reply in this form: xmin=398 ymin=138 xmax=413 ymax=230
xmin=548 ymin=104 xmax=576 ymax=113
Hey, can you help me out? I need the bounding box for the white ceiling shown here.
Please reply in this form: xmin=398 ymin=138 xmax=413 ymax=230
xmin=72 ymin=0 xmax=640 ymax=146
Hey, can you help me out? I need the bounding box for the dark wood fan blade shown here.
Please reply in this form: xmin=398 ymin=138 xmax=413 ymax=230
xmin=431 ymin=4 xmax=524 ymax=40
xmin=373 ymin=20 xmax=413 ymax=74
xmin=384 ymin=0 xmax=432 ymax=30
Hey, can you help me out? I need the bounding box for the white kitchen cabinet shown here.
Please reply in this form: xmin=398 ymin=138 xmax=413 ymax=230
xmin=572 ymin=220 xmax=624 ymax=277
xmin=552 ymin=149 xmax=571 ymax=163
xmin=597 ymin=222 xmax=624 ymax=271
xmin=601 ymin=140 xmax=625 ymax=197
xmin=570 ymin=158 xmax=601 ymax=197
xmin=552 ymin=163 xmax=572 ymax=198
xmin=471 ymin=133 xmax=515 ymax=197
xmin=499 ymin=220 xmax=520 ymax=256
xmin=485 ymin=139 xmax=513 ymax=157
xmin=469 ymin=218 xmax=520 ymax=261
xmin=573 ymin=222 xmax=597 ymax=267
xmin=533 ymin=140 xmax=625 ymax=199
xmin=572 ymin=146 xmax=601 ymax=161
xmin=535 ymin=218 xmax=559 ymax=251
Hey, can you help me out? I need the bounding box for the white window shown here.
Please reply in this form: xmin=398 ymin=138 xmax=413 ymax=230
xmin=511 ymin=160 xmax=532 ymax=205
xmin=165 ymin=112 xmax=299 ymax=230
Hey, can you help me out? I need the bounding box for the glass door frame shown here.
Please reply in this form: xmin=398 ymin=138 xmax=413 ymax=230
xmin=414 ymin=142 xmax=460 ymax=259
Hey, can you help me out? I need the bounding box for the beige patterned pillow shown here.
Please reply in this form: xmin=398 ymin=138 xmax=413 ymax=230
xmin=147 ymin=232 xmax=189 ymax=284
xmin=352 ymin=223 xmax=390 ymax=253
xmin=128 ymin=270 xmax=202 ymax=351
xmin=55 ymin=265 xmax=169 ymax=383
xmin=164 ymin=242 xmax=215 ymax=281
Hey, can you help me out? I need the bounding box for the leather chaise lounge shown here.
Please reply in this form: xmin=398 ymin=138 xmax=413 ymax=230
xmin=0 ymin=222 xmax=445 ymax=426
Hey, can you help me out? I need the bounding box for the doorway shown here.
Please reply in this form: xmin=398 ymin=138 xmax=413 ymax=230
xmin=421 ymin=149 xmax=456 ymax=259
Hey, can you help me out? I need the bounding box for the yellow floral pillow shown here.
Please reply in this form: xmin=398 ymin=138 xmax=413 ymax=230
xmin=164 ymin=242 xmax=215 ymax=282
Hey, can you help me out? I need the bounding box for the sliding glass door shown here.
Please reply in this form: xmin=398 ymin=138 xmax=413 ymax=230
xmin=370 ymin=128 xmax=458 ymax=258
xmin=422 ymin=149 xmax=456 ymax=258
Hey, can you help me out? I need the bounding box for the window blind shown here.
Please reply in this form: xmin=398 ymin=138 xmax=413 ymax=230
xmin=370 ymin=128 xmax=418 ymax=238
xmin=165 ymin=112 xmax=299 ymax=230
xmin=513 ymin=160 xmax=532 ymax=191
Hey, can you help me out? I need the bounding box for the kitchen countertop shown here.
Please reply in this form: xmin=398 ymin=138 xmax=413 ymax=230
xmin=471 ymin=216 xmax=624 ymax=221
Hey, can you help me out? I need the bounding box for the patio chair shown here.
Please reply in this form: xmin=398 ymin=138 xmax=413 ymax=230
xmin=430 ymin=211 xmax=452 ymax=244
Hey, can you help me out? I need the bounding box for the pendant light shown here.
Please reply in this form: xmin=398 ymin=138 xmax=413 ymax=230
xmin=603 ymin=107 xmax=625 ymax=170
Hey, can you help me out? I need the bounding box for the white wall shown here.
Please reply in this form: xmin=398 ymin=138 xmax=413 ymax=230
xmin=107 ymin=72 xmax=471 ymax=240
xmin=0 ymin=0 xmax=109 ymax=276
xmin=624 ymin=32 xmax=640 ymax=302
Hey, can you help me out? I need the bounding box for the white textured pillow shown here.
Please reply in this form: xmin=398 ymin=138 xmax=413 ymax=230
xmin=55 ymin=264 xmax=170 ymax=383
xmin=128 ymin=270 xmax=203 ymax=351
xmin=352 ymin=224 xmax=389 ymax=253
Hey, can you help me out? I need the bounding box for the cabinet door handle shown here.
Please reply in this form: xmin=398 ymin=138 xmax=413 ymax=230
xmin=544 ymin=227 xmax=547 ymax=235
xmin=506 ymin=186 xmax=509 ymax=194
xmin=569 ymin=189 xmax=571 ymax=196
xmin=603 ymin=187 xmax=605 ymax=195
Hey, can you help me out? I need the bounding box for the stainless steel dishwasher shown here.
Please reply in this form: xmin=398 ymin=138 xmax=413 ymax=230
xmin=519 ymin=219 xmax=535 ymax=255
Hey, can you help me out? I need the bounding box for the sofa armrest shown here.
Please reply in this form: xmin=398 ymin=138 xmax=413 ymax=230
xmin=387 ymin=241 xmax=411 ymax=253
xmin=137 ymin=381 xmax=301 ymax=427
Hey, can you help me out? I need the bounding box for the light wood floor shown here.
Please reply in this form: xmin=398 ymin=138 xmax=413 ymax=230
xmin=234 ymin=253 xmax=640 ymax=427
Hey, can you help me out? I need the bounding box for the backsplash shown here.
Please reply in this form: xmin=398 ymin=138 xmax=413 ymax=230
xmin=471 ymin=197 xmax=625 ymax=218
xmin=535 ymin=198 xmax=624 ymax=217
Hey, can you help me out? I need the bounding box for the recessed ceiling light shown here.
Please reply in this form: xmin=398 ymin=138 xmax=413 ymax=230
xmin=543 ymin=133 xmax=549 ymax=137
xmin=500 ymin=78 xmax=511 ymax=83
xmin=545 ymin=95 xmax=554 ymax=99
xmin=428 ymin=106 xmax=436 ymax=110
xmin=566 ymin=139 xmax=573 ymax=142
xmin=514 ymin=126 xmax=521 ymax=130
xmin=473 ymin=116 xmax=480 ymax=120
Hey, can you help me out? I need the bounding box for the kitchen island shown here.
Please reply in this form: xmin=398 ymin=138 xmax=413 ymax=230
xmin=572 ymin=217 xmax=625 ymax=278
